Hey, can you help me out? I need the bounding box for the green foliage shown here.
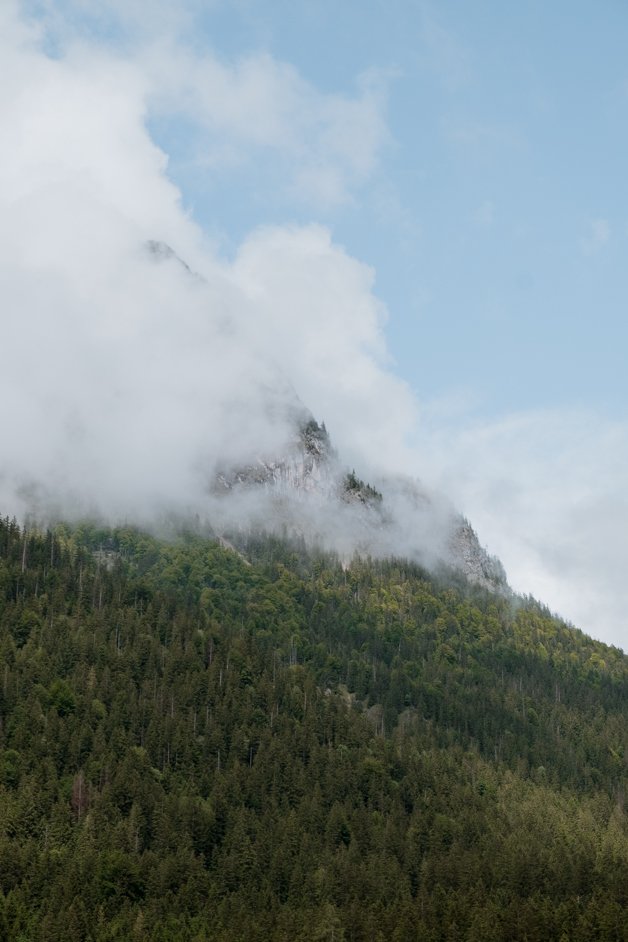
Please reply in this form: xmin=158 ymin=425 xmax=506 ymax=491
xmin=0 ymin=515 xmax=626 ymax=940
xmin=343 ymin=470 xmax=383 ymax=504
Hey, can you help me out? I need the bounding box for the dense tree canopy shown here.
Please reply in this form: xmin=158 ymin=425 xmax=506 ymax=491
xmin=0 ymin=517 xmax=626 ymax=940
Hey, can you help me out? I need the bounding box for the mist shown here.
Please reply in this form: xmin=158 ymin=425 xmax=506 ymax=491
xmin=2 ymin=2 xmax=627 ymax=652
xmin=0 ymin=6 xmax=421 ymax=537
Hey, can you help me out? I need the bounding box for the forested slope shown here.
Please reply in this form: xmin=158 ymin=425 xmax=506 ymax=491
xmin=0 ymin=517 xmax=626 ymax=941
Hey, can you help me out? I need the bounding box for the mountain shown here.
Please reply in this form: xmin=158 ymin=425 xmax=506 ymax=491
xmin=0 ymin=517 xmax=626 ymax=941
xmin=211 ymin=412 xmax=506 ymax=592
xmin=144 ymin=241 xmax=505 ymax=593
xmin=1 ymin=242 xmax=623 ymax=941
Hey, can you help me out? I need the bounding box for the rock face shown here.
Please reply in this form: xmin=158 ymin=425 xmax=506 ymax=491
xmin=146 ymin=240 xmax=193 ymax=274
xmin=214 ymin=418 xmax=338 ymax=498
xmin=448 ymin=521 xmax=507 ymax=590
xmin=212 ymin=413 xmax=507 ymax=591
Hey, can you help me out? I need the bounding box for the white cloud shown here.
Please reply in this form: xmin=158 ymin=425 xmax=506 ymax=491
xmin=418 ymin=9 xmax=473 ymax=91
xmin=21 ymin=0 xmax=210 ymax=46
xmin=418 ymin=407 xmax=628 ymax=651
xmin=143 ymin=48 xmax=388 ymax=207
xmin=20 ymin=1 xmax=389 ymax=209
xmin=3 ymin=2 xmax=628 ymax=654
xmin=0 ymin=5 xmax=411 ymax=523
xmin=441 ymin=116 xmax=526 ymax=159
xmin=230 ymin=224 xmax=419 ymax=469
xmin=580 ymin=217 xmax=611 ymax=255
xmin=474 ymin=200 xmax=495 ymax=227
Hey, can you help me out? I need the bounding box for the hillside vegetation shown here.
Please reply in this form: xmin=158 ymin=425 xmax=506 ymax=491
xmin=0 ymin=517 xmax=626 ymax=941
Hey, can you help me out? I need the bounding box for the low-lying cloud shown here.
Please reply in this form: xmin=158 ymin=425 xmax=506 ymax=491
xmin=417 ymin=407 xmax=628 ymax=651
xmin=1 ymin=2 xmax=414 ymax=523
xmin=2 ymin=2 xmax=627 ymax=652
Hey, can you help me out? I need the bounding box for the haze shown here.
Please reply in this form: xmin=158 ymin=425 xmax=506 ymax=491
xmin=2 ymin=1 xmax=627 ymax=652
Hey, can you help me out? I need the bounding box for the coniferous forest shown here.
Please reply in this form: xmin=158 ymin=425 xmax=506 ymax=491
xmin=0 ymin=516 xmax=627 ymax=941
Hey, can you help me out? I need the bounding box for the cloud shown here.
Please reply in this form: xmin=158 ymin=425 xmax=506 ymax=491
xmin=418 ymin=8 xmax=473 ymax=91
xmin=0 ymin=4 xmax=411 ymax=525
xmin=441 ymin=116 xmax=526 ymax=161
xmin=229 ymin=224 xmax=418 ymax=470
xmin=580 ymin=217 xmax=611 ymax=255
xmin=3 ymin=2 xmax=628 ymax=653
xmin=418 ymin=407 xmax=628 ymax=651
xmin=21 ymin=0 xmax=211 ymax=47
xmin=144 ymin=49 xmax=388 ymax=208
xmin=474 ymin=200 xmax=495 ymax=227
xmin=20 ymin=1 xmax=389 ymax=209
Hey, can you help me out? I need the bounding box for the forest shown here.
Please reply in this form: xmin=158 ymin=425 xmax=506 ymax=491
xmin=0 ymin=515 xmax=626 ymax=941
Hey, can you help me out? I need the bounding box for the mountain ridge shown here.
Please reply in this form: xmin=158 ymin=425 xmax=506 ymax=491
xmin=211 ymin=412 xmax=507 ymax=592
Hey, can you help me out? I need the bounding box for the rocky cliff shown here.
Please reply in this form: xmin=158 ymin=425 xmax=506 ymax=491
xmin=212 ymin=413 xmax=506 ymax=591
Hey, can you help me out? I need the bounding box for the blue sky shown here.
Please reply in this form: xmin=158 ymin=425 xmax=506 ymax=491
xmin=150 ymin=0 xmax=628 ymax=419
xmin=7 ymin=0 xmax=628 ymax=650
xmin=28 ymin=0 xmax=627 ymax=418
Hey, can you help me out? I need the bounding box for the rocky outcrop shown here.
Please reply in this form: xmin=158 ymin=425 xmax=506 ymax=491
xmin=212 ymin=414 xmax=507 ymax=591
xmin=448 ymin=520 xmax=507 ymax=589
xmin=213 ymin=417 xmax=338 ymax=497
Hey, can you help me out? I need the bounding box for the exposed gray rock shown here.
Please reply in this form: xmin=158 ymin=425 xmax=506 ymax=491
xmin=145 ymin=239 xmax=193 ymax=274
xmin=212 ymin=413 xmax=507 ymax=591
xmin=213 ymin=417 xmax=338 ymax=497
xmin=448 ymin=519 xmax=508 ymax=589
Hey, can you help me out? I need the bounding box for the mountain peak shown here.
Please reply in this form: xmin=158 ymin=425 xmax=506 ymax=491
xmin=209 ymin=407 xmax=506 ymax=591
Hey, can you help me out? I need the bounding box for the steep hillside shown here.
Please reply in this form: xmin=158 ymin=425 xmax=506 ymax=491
xmin=0 ymin=518 xmax=626 ymax=941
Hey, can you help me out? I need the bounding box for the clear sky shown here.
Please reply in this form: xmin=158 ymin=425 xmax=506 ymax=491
xmin=8 ymin=0 xmax=628 ymax=650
